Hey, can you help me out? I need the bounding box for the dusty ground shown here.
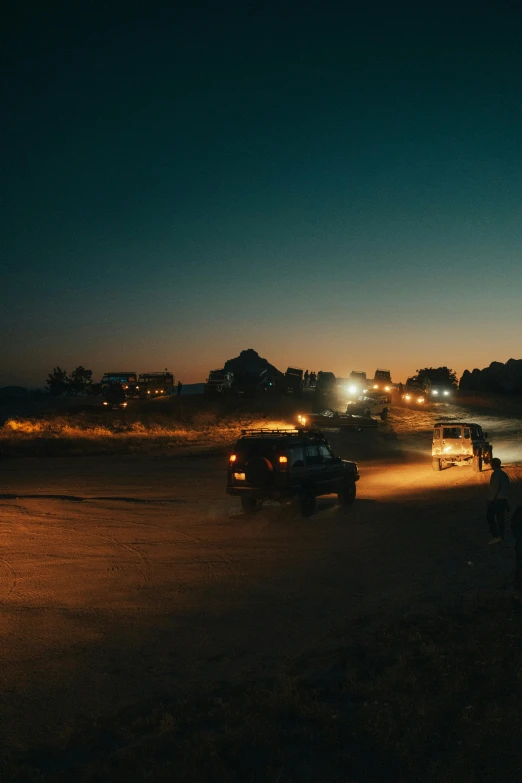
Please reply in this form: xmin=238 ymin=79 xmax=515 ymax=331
xmin=0 ymin=392 xmax=521 ymax=755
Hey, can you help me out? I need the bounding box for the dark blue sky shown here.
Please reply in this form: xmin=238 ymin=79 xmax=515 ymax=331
xmin=3 ymin=1 xmax=522 ymax=385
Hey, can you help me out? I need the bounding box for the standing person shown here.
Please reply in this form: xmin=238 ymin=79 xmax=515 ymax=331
xmin=177 ymin=380 xmax=183 ymax=396
xmin=487 ymin=457 xmax=510 ymax=544
xmin=303 ymin=369 xmax=309 ymax=388
xmin=510 ymin=505 xmax=522 ymax=590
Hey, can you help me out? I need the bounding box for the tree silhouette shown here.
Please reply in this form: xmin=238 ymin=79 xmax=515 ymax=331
xmin=46 ymin=367 xmax=69 ymax=396
xmin=69 ymin=366 xmax=93 ymax=395
xmin=417 ymin=367 xmax=458 ymax=388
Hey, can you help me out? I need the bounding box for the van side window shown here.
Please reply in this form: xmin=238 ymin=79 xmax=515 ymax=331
xmin=464 ymin=429 xmax=470 ymax=439
xmin=305 ymin=446 xmax=320 ymax=465
xmin=433 ymin=429 xmax=440 ymax=440
xmin=318 ymin=444 xmax=334 ymax=462
xmin=290 ymin=447 xmax=304 ymax=467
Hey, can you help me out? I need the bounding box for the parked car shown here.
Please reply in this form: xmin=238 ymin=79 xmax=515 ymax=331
xmin=348 ymin=393 xmax=391 ymax=420
xmin=431 ymin=422 xmax=493 ymax=472
xmin=226 ymin=428 xmax=360 ymax=516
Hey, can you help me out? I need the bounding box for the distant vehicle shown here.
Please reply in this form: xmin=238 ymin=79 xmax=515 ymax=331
xmin=102 ymin=383 xmax=128 ymax=410
xmin=204 ymin=369 xmax=234 ymax=396
xmin=284 ymin=367 xmax=303 ymax=395
xmin=402 ymin=389 xmax=426 ymax=405
xmin=239 ymin=368 xmax=280 ymax=397
xmin=429 ymin=385 xmax=453 ymax=400
xmin=348 ymin=393 xmax=391 ymax=421
xmin=432 ymin=422 xmax=493 ymax=472
xmin=297 ymin=409 xmax=378 ymax=431
xmin=101 ymin=372 xmax=140 ymax=398
xmin=345 ymin=371 xmax=368 ymax=397
xmin=226 ymin=428 xmax=360 ymax=516
xmin=401 ymin=375 xmax=428 ymax=404
xmin=138 ymin=372 xmax=174 ymax=398
xmin=371 ymin=369 xmax=392 ymax=392
xmin=313 ymin=371 xmax=337 ymax=412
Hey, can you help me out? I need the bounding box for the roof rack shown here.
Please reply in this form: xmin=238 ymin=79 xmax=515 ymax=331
xmin=434 ymin=421 xmax=480 ymax=427
xmin=239 ymin=428 xmax=324 ymax=437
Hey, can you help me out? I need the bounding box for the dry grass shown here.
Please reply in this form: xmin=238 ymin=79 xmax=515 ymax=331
xmin=0 ymin=409 xmax=295 ymax=457
xmin=0 ymin=414 xmax=236 ymax=457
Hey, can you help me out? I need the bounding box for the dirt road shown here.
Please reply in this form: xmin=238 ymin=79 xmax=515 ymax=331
xmin=1 ymin=396 xmax=521 ymax=748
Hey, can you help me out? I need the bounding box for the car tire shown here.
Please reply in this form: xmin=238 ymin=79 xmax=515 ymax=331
xmin=473 ymin=455 xmax=483 ymax=472
xmin=338 ymin=480 xmax=356 ymax=506
xmin=241 ymin=496 xmax=262 ymax=514
xmin=300 ymin=490 xmax=316 ymax=517
xmin=432 ymin=458 xmax=441 ymax=471
xmin=380 ymin=408 xmax=388 ymax=421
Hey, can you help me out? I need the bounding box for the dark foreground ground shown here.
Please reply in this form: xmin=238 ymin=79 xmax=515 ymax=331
xmin=1 ymin=391 xmax=522 ymax=781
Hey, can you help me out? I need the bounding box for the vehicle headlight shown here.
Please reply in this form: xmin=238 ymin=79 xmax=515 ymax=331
xmin=373 ymin=384 xmax=379 ymax=389
xmin=384 ymin=385 xmax=390 ymax=391
xmin=405 ymin=394 xmax=411 ymax=400
xmin=348 ymin=385 xmax=357 ymax=394
xmin=432 ymin=390 xmax=439 ymax=395
xmin=297 ymin=414 xmax=307 ymax=425
xmin=443 ymin=390 xmax=449 ymax=396
xmin=418 ymin=397 xmax=424 ymax=403
xmin=103 ymin=401 xmax=108 ymax=406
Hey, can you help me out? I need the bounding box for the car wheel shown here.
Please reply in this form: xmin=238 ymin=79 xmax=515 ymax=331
xmin=473 ymin=455 xmax=483 ymax=472
xmin=240 ymin=496 xmax=262 ymax=514
xmin=380 ymin=408 xmax=388 ymax=421
xmin=300 ymin=491 xmax=316 ymax=517
xmin=338 ymin=480 xmax=356 ymax=506
xmin=432 ymin=458 xmax=441 ymax=471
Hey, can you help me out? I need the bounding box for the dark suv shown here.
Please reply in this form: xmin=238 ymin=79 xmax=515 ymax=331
xmin=226 ymin=428 xmax=360 ymax=516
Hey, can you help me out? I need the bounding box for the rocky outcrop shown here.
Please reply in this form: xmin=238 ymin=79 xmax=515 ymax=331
xmin=223 ymin=349 xmax=283 ymax=379
xmin=459 ymin=359 xmax=522 ymax=393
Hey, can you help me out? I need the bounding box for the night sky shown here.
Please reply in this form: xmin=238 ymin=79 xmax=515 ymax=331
xmin=3 ymin=1 xmax=522 ymax=387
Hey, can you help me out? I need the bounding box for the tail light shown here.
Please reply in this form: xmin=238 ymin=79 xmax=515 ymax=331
xmin=278 ymin=455 xmax=288 ymax=464
xmin=229 ymin=454 xmax=237 ymax=464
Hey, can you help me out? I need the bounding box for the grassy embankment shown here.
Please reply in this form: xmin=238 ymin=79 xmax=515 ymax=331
xmin=3 ymin=591 xmax=522 ymax=782
xmin=0 ymin=394 xmax=300 ymax=457
xmin=0 ymin=412 xmax=240 ymax=457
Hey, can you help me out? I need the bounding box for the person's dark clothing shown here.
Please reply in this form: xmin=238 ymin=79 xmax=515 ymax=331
xmin=177 ymin=381 xmax=183 ymax=396
xmin=487 ymin=500 xmax=509 ymax=539
xmin=510 ymin=505 xmax=522 ymax=589
xmin=486 ymin=467 xmax=510 ymax=539
xmin=488 ymin=468 xmax=510 ymax=502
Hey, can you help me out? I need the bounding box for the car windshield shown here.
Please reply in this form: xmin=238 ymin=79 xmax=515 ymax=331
xmin=443 ymin=427 xmax=462 ymax=439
